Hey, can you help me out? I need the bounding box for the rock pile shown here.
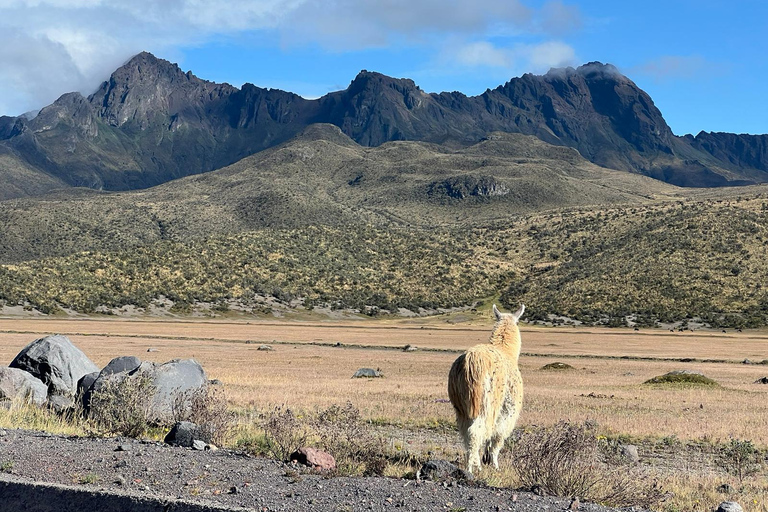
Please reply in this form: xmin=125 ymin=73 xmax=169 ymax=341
xmin=0 ymin=334 xmax=209 ymax=423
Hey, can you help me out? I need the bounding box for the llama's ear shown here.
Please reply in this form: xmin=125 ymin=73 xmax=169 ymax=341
xmin=511 ymin=304 xmax=525 ymax=323
xmin=492 ymin=304 xmax=502 ymax=320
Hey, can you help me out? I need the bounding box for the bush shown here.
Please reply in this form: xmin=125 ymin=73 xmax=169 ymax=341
xmin=88 ymin=374 xmax=154 ymax=437
xmin=511 ymin=421 xmax=664 ymax=508
xmin=313 ymin=402 xmax=387 ymax=476
xmin=172 ymin=386 xmax=234 ymax=446
xmin=717 ymin=438 xmax=763 ymax=484
xmin=262 ymin=406 xmax=310 ymax=461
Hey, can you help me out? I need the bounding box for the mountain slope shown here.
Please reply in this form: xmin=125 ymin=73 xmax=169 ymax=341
xmin=1 ymin=53 xmax=766 ymax=198
xmin=0 ymin=125 xmax=682 ymax=263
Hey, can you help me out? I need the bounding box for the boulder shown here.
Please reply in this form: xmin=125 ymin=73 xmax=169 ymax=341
xmin=717 ymin=502 xmax=744 ymax=512
xmin=0 ymin=367 xmax=48 ymax=406
xmin=352 ymin=368 xmax=382 ymax=378
xmin=754 ymin=377 xmax=768 ymax=384
xmin=100 ymin=356 xmax=141 ymax=377
xmin=133 ymin=359 xmax=207 ymax=421
xmin=76 ymin=371 xmax=99 ymax=409
xmin=165 ymin=421 xmax=210 ymax=447
xmin=416 ymin=460 xmax=473 ymax=482
xmin=290 ymin=447 xmax=336 ymax=470
xmin=9 ymin=335 xmax=99 ymax=403
xmin=257 ymin=345 xmax=274 ymax=351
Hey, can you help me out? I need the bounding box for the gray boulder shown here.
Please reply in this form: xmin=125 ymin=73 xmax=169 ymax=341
xmin=621 ymin=444 xmax=640 ymax=464
xmin=100 ymin=356 xmax=142 ymax=377
xmin=717 ymin=502 xmax=744 ymax=512
xmin=133 ymin=359 xmax=207 ymax=421
xmin=352 ymin=368 xmax=382 ymax=378
xmin=76 ymin=371 xmax=99 ymax=409
xmin=0 ymin=367 xmax=48 ymax=406
xmin=9 ymin=335 xmax=99 ymax=404
xmin=165 ymin=421 xmax=210 ymax=447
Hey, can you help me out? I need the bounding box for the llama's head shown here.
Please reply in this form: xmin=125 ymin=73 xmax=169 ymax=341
xmin=493 ymin=303 xmax=525 ymax=324
xmin=490 ymin=304 xmax=525 ymax=350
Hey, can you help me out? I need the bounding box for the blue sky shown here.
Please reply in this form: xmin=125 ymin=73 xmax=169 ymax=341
xmin=0 ymin=0 xmax=766 ymax=136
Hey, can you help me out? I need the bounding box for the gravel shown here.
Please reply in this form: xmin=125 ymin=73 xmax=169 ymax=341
xmin=0 ymin=429 xmax=647 ymax=512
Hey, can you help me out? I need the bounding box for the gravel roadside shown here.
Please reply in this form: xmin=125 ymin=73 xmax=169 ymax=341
xmin=0 ymin=428 xmax=648 ymax=512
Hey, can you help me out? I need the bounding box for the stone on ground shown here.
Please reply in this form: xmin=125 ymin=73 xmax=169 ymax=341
xmin=352 ymin=368 xmax=382 ymax=378
xmin=0 ymin=367 xmax=48 ymax=406
xmin=164 ymin=421 xmax=210 ymax=447
xmin=290 ymin=447 xmax=336 ymax=470
xmin=9 ymin=335 xmax=99 ymax=405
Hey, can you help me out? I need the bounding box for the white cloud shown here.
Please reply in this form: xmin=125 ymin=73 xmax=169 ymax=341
xmin=632 ymin=55 xmax=714 ymax=82
xmin=0 ymin=0 xmax=583 ymax=115
xmin=455 ymin=42 xmax=512 ymax=68
xmin=526 ymin=41 xmax=576 ymax=71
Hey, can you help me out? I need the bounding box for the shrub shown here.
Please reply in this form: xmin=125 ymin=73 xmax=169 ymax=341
xmin=313 ymin=402 xmax=387 ymax=476
xmin=171 ymin=385 xmax=235 ymax=446
xmin=643 ymin=372 xmax=719 ymax=387
xmin=511 ymin=421 xmax=665 ymax=508
xmin=262 ymin=406 xmax=310 ymax=461
xmin=88 ymin=374 xmax=154 ymax=437
xmin=717 ymin=438 xmax=763 ymax=484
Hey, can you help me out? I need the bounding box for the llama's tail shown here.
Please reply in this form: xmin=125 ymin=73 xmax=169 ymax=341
xmin=448 ymin=352 xmax=486 ymax=420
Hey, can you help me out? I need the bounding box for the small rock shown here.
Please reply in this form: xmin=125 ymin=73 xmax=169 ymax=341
xmin=192 ymin=440 xmax=207 ymax=451
xmin=403 ymin=345 xmax=418 ymax=352
xmin=621 ymin=444 xmax=640 ymax=463
xmin=114 ymin=475 xmax=125 ymax=486
xmin=754 ymin=377 xmax=768 ymax=384
xmin=742 ymin=359 xmax=753 ymax=365
xmin=146 ymin=348 xmax=159 ymax=353
xmin=209 ymin=379 xmax=222 ymax=386
xmin=716 ymin=502 xmax=744 ymax=512
xmin=290 ymin=447 xmax=336 ymax=471
xmin=165 ymin=421 xmax=210 ymax=447
xmin=257 ymin=345 xmax=274 ymax=351
xmin=352 ymin=368 xmax=382 ymax=378
xmin=0 ymin=429 xmax=7 ymax=437
xmin=416 ymin=460 xmax=472 ymax=482
xmin=205 ymin=443 xmax=218 ymax=451
xmin=229 ymin=486 xmax=238 ymax=494
xmin=115 ymin=444 xmax=131 ymax=452
xmin=569 ymin=497 xmax=580 ymax=510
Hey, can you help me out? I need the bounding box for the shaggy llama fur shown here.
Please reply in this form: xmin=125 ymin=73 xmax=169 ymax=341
xmin=448 ymin=304 xmax=525 ymax=474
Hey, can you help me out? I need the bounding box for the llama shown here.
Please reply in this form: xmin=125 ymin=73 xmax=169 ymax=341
xmin=448 ymin=303 xmax=525 ymax=474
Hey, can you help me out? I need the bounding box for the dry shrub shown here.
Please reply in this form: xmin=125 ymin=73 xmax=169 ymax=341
xmin=313 ymin=402 xmax=387 ymax=476
xmin=88 ymin=374 xmax=153 ymax=437
xmin=511 ymin=421 xmax=665 ymax=508
xmin=717 ymin=438 xmax=763 ymax=484
xmin=262 ymin=405 xmax=311 ymax=461
xmin=172 ymin=385 xmax=234 ymax=446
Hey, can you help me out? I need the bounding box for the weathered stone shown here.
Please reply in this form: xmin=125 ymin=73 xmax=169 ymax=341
xmin=257 ymin=345 xmax=273 ymax=351
xmin=416 ymin=460 xmax=473 ymax=482
xmin=77 ymin=372 xmax=99 ymax=409
xmin=352 ymin=368 xmax=382 ymax=378
xmin=754 ymin=377 xmax=768 ymax=384
xmin=290 ymin=447 xmax=336 ymax=470
xmin=0 ymin=367 xmax=48 ymax=406
xmin=620 ymin=444 xmax=640 ymax=463
xmin=133 ymin=359 xmax=207 ymax=421
xmin=164 ymin=421 xmax=210 ymax=447
xmin=192 ymin=440 xmax=206 ymax=451
xmin=9 ymin=335 xmax=99 ymax=399
xmin=100 ymin=356 xmax=142 ymax=377
xmin=716 ymin=502 xmax=744 ymax=512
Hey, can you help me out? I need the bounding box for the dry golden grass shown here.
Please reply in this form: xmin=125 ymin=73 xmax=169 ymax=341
xmin=2 ymin=317 xmax=768 ymax=444
xmin=3 ymin=316 xmax=768 ymax=510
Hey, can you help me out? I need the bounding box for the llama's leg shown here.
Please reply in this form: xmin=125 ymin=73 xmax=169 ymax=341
xmin=466 ymin=418 xmax=486 ymax=474
xmin=488 ymin=433 xmax=505 ymax=469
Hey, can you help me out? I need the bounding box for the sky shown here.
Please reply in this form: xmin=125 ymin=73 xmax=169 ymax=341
xmin=0 ymin=0 xmax=766 ymax=136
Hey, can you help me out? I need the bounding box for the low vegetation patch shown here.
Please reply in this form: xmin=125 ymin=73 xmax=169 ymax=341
xmin=540 ymin=362 xmax=575 ymax=371
xmin=643 ymin=372 xmax=720 ymax=387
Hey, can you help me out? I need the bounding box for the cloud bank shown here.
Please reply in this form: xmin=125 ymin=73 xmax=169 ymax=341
xmin=0 ymin=0 xmax=581 ymax=116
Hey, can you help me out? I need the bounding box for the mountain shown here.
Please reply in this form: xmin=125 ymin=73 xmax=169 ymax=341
xmin=0 ymin=53 xmax=766 ymax=198
xmin=0 ymin=125 xmax=681 ymax=263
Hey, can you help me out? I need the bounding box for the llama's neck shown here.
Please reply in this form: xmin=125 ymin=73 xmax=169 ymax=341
xmin=489 ymin=318 xmax=522 ymax=361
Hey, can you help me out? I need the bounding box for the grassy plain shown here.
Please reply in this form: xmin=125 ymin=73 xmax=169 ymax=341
xmin=2 ymin=315 xmax=768 ymax=510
